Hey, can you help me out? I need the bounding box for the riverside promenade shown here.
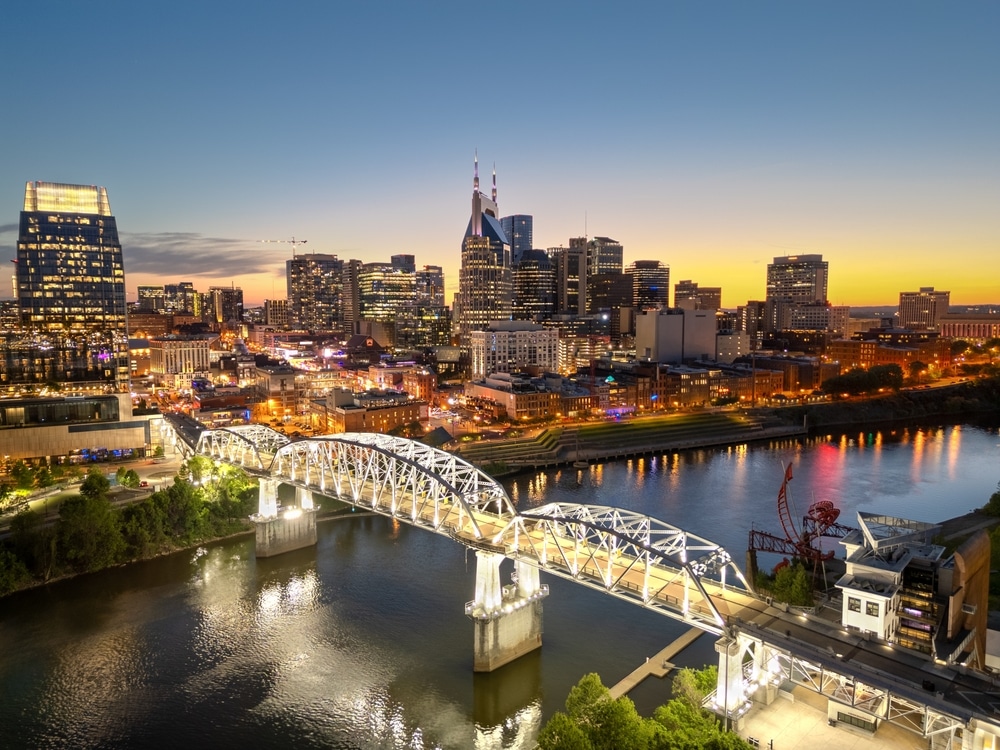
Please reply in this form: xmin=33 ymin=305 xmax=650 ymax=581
xmin=450 ymin=411 xmax=807 ymax=473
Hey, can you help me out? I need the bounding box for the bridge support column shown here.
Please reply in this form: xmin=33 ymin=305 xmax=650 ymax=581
xmin=714 ymin=634 xmax=749 ymax=729
xmin=467 ymin=551 xmax=549 ymax=672
xmin=295 ymin=486 xmax=314 ymax=510
xmin=253 ymin=478 xmax=317 ymax=558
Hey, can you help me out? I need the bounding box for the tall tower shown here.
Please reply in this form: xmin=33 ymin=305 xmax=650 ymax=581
xmin=626 ymin=260 xmax=670 ymax=310
xmin=500 ymin=214 xmax=533 ymax=267
xmin=286 ymin=253 xmax=346 ymax=331
xmin=458 ymin=153 xmax=513 ymax=347
xmin=15 ymin=181 xmax=129 ymax=390
xmin=766 ymin=254 xmax=828 ymax=306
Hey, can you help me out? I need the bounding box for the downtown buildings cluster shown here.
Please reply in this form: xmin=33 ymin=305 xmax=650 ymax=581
xmin=2 ymin=173 xmax=1000 ymax=470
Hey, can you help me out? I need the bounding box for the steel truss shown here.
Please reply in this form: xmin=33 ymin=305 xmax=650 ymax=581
xmin=491 ymin=503 xmax=753 ymax=633
xmin=195 ymin=430 xmax=516 ymax=540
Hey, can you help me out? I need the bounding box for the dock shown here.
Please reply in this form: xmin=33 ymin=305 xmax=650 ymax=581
xmin=608 ymin=627 xmax=704 ymax=699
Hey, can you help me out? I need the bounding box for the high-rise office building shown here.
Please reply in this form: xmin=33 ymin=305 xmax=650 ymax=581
xmin=207 ymin=286 xmax=244 ymax=328
xmin=626 ymin=260 xmax=670 ymax=310
xmin=286 ymin=253 xmax=347 ymax=331
xmin=390 ymin=254 xmax=416 ymax=273
xmin=164 ymin=282 xmax=199 ymax=315
xmin=513 ymin=249 xmax=556 ymax=320
xmin=15 ymin=181 xmax=129 ymax=390
xmin=551 ymin=246 xmax=588 ymax=315
xmin=457 ymin=155 xmax=512 ymax=347
xmin=674 ymin=280 xmax=722 ymax=311
xmin=415 ymin=265 xmax=445 ymax=306
xmin=359 ymin=262 xmax=416 ymax=324
xmin=137 ymin=285 xmax=165 ymax=312
xmin=586 ymin=236 xmax=624 ymax=276
xmin=766 ymin=254 xmax=828 ymax=306
xmin=898 ymin=287 xmax=950 ymax=331
xmin=500 ymin=214 xmax=533 ymax=267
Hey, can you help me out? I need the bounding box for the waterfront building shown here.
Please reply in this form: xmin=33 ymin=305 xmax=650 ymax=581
xmin=898 ymin=287 xmax=950 ymax=331
xmin=15 ymin=181 xmax=129 ymax=391
xmin=512 ymin=249 xmax=557 ymax=321
xmin=307 ymin=388 xmax=422 ymax=434
xmin=469 ymin=321 xmax=559 ymax=378
xmin=500 ymin=214 xmax=532 ymax=267
xmin=457 ymin=156 xmax=513 ymax=347
xmin=826 ymin=337 xmax=951 ymax=373
xmin=626 ymin=260 xmax=670 ymax=310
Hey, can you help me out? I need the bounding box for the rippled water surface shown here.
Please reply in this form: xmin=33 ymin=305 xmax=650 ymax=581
xmin=1 ymin=422 xmax=998 ymax=749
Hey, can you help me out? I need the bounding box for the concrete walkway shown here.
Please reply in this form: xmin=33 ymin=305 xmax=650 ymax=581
xmin=740 ymin=686 xmax=924 ymax=749
xmin=608 ymin=627 xmax=703 ymax=699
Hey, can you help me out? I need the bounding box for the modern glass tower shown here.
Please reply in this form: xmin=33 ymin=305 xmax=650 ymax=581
xmin=457 ymin=154 xmax=512 ymax=347
xmin=500 ymin=214 xmax=532 ymax=267
xmin=15 ymin=181 xmax=129 ymax=390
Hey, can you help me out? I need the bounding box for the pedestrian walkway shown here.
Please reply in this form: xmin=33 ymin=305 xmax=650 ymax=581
xmin=739 ymin=685 xmax=924 ymax=749
xmin=608 ymin=627 xmax=703 ymax=699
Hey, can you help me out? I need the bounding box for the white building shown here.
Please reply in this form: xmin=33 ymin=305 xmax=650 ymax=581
xmin=149 ymin=335 xmax=214 ymax=389
xmin=715 ymin=331 xmax=751 ymax=364
xmin=635 ymin=307 xmax=716 ymax=364
xmin=469 ymin=321 xmax=559 ymax=378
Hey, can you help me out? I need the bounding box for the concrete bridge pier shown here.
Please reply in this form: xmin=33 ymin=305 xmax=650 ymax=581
xmin=715 ymin=633 xmax=750 ymax=729
xmin=253 ymin=477 xmax=317 ymax=558
xmin=468 ymin=551 xmax=548 ymax=672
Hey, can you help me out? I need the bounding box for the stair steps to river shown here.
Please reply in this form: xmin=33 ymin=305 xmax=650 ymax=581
xmin=452 ymin=413 xmax=805 ymax=472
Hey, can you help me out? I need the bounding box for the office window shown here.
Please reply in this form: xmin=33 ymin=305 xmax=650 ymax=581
xmin=848 ymin=597 xmax=861 ymax=613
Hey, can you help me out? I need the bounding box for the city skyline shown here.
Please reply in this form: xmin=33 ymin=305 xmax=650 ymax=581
xmin=0 ymin=2 xmax=997 ymax=308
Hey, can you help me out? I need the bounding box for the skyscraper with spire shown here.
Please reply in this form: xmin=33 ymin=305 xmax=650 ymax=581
xmin=457 ymin=153 xmax=512 ymax=347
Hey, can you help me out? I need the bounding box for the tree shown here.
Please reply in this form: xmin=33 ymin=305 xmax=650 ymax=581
xmin=672 ymin=665 xmax=718 ymax=708
xmin=565 ymin=673 xmax=610 ymax=719
xmin=10 ymin=460 xmax=36 ymax=491
xmin=57 ymin=492 xmax=124 ymax=572
xmin=771 ymin=562 xmax=814 ymax=607
xmin=80 ymin=467 xmax=111 ymax=500
xmin=35 ymin=466 xmax=55 ymax=488
xmin=908 ymin=360 xmax=927 ymax=383
xmin=120 ymin=469 xmax=141 ymax=489
xmin=0 ymin=547 xmax=31 ymax=595
xmin=9 ymin=509 xmax=57 ymax=580
xmin=536 ymin=712 xmax=592 ymax=750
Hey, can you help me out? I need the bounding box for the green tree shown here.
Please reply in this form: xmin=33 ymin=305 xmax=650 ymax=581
xmin=10 ymin=460 xmax=36 ymax=491
xmin=35 ymin=466 xmax=55 ymax=488
xmin=0 ymin=547 xmax=31 ymax=595
xmin=536 ymin=712 xmax=592 ymax=750
xmin=153 ymin=480 xmax=207 ymax=542
xmin=120 ymin=498 xmax=167 ymax=558
xmin=771 ymin=562 xmax=814 ymax=607
xmin=80 ymin=467 xmax=111 ymax=500
xmin=672 ymin=665 xmax=718 ymax=708
xmin=57 ymin=492 xmax=124 ymax=573
xmin=565 ymin=673 xmax=609 ymax=719
xmin=153 ymin=445 xmax=165 ymax=457
xmin=9 ymin=509 xmax=57 ymax=580
xmin=121 ymin=469 xmax=141 ymax=489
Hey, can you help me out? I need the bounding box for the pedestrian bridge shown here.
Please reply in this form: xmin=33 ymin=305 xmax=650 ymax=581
xmin=162 ymin=422 xmax=997 ymax=748
xmin=188 ymin=424 xmax=752 ymax=635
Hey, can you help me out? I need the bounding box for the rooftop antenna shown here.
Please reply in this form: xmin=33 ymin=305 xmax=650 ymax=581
xmin=474 ymin=150 xmax=479 ymax=193
xmin=492 ymin=162 xmax=497 ymax=203
xmin=585 ymin=211 xmax=588 ymax=240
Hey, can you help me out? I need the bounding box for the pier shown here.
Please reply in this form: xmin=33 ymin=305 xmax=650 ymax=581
xmin=608 ymin=627 xmax=704 ymax=699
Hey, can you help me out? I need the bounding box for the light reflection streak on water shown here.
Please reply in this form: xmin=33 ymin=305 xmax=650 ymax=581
xmin=948 ymin=425 xmax=962 ymax=480
xmin=912 ymin=428 xmax=926 ymax=482
xmin=475 ymin=700 xmax=542 ymax=750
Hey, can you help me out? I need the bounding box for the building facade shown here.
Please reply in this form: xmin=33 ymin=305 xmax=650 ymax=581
xmin=627 ymin=260 xmax=670 ymax=310
xmin=500 ymin=214 xmax=532 ymax=267
xmin=469 ymin=321 xmax=559 ymax=378
xmin=457 ymin=156 xmax=513 ymax=347
xmin=15 ymin=181 xmax=129 ymax=390
xmin=898 ymin=287 xmax=950 ymax=331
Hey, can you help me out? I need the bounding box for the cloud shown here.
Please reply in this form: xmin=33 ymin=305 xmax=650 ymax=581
xmin=0 ymin=223 xmax=18 ymax=235
xmin=120 ymin=232 xmax=284 ymax=277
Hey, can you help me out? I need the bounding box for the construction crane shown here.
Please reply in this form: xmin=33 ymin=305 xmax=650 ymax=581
xmin=259 ymin=237 xmax=308 ymax=257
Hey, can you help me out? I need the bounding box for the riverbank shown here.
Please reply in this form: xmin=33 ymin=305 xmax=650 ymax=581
xmin=775 ymin=376 xmax=1000 ymax=430
xmin=450 ymin=411 xmax=807 ymax=475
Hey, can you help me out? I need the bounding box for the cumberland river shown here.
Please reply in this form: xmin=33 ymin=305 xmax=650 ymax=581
xmin=2 ymin=421 xmax=999 ymax=749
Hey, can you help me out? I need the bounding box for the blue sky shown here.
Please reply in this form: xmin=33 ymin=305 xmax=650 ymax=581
xmin=1 ymin=1 xmax=997 ymax=307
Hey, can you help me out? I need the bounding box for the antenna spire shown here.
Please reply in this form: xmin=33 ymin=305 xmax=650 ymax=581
xmin=492 ymin=162 xmax=497 ymax=203
xmin=473 ymin=149 xmax=479 ymax=193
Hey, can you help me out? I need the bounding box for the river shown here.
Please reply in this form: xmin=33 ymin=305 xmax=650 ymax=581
xmin=1 ymin=421 xmax=998 ymax=749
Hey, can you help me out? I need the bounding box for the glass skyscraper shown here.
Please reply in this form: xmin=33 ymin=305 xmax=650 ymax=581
xmin=14 ymin=181 xmax=129 ymax=390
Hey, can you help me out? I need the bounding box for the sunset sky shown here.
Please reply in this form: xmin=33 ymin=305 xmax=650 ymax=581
xmin=1 ymin=2 xmax=997 ymax=308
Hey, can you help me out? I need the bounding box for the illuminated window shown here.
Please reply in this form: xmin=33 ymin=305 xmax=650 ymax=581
xmin=866 ymin=601 xmax=879 ymax=617
xmin=848 ymin=597 xmax=861 ymax=613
